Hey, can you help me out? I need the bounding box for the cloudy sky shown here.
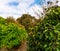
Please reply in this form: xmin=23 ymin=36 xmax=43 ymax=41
xmin=0 ymin=0 xmax=60 ymax=19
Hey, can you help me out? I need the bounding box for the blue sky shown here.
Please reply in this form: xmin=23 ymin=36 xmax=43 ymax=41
xmin=8 ymin=1 xmax=19 ymax=6
xmin=8 ymin=0 xmax=43 ymax=7
xmin=0 ymin=0 xmax=60 ymax=19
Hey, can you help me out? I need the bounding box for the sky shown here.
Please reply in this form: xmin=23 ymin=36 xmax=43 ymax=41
xmin=0 ymin=0 xmax=60 ymax=19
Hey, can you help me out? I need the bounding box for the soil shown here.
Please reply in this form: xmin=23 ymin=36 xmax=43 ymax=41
xmin=0 ymin=40 xmax=27 ymax=51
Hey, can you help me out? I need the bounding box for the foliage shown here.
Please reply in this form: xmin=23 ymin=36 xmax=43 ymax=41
xmin=6 ymin=16 xmax=15 ymax=23
xmin=0 ymin=18 xmax=28 ymax=49
xmin=55 ymin=23 xmax=60 ymax=31
xmin=17 ymin=14 xmax=38 ymax=31
xmin=6 ymin=16 xmax=24 ymax=29
xmin=0 ymin=5 xmax=60 ymax=51
xmin=28 ymin=7 xmax=60 ymax=51
xmin=0 ymin=16 xmax=6 ymax=24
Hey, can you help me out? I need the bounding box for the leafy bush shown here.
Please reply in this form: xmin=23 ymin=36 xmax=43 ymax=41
xmin=17 ymin=14 xmax=38 ymax=32
xmin=0 ymin=16 xmax=6 ymax=24
xmin=0 ymin=23 xmax=27 ymax=49
xmin=28 ymin=7 xmax=60 ymax=51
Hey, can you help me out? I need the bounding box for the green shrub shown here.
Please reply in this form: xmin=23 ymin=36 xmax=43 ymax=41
xmin=0 ymin=23 xmax=28 ymax=49
xmin=0 ymin=16 xmax=6 ymax=24
xmin=28 ymin=7 xmax=60 ymax=51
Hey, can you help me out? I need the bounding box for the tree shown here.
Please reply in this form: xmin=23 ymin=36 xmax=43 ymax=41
xmin=6 ymin=16 xmax=15 ymax=23
xmin=28 ymin=6 xmax=60 ymax=51
xmin=17 ymin=14 xmax=38 ymax=31
xmin=33 ymin=0 xmax=59 ymax=18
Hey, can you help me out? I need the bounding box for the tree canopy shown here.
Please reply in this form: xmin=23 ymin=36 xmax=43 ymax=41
xmin=28 ymin=6 xmax=60 ymax=51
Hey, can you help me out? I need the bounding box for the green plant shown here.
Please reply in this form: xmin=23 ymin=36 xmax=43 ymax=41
xmin=28 ymin=7 xmax=60 ymax=51
xmin=0 ymin=16 xmax=6 ymax=24
xmin=17 ymin=14 xmax=38 ymax=32
xmin=0 ymin=23 xmax=28 ymax=49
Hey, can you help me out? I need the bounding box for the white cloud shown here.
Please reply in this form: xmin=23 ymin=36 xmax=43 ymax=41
xmin=58 ymin=0 xmax=60 ymax=6
xmin=0 ymin=0 xmax=37 ymax=19
xmin=0 ymin=0 xmax=60 ymax=19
